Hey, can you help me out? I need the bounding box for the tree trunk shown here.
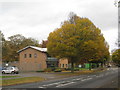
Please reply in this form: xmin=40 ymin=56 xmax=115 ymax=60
xmin=89 ymin=63 xmax=91 ymax=70
xmin=101 ymin=62 xmax=103 ymax=67
xmin=71 ymin=61 xmax=74 ymax=73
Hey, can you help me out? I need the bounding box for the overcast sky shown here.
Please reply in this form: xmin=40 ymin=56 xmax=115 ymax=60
xmin=0 ymin=0 xmax=118 ymax=53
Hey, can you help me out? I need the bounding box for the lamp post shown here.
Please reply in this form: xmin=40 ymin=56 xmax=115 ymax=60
xmin=115 ymin=0 xmax=120 ymax=48
xmin=118 ymin=1 xmax=120 ymax=48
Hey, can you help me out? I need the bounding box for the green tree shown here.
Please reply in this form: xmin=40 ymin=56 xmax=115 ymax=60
xmin=112 ymin=49 xmax=120 ymax=65
xmin=0 ymin=31 xmax=5 ymax=62
xmin=47 ymin=12 xmax=109 ymax=72
xmin=2 ymin=34 xmax=40 ymax=62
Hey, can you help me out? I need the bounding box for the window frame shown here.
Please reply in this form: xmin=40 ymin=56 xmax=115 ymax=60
xmin=34 ymin=53 xmax=37 ymax=58
xmin=24 ymin=54 xmax=27 ymax=58
xmin=29 ymin=54 xmax=32 ymax=58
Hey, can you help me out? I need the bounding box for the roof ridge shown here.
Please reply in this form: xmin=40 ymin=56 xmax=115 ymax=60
xmin=17 ymin=46 xmax=47 ymax=53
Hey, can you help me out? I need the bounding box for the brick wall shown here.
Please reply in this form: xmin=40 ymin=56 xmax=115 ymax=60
xmin=19 ymin=48 xmax=47 ymax=72
xmin=59 ymin=58 xmax=68 ymax=68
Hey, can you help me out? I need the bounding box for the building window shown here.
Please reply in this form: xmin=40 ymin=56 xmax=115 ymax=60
xmin=62 ymin=64 xmax=64 ymax=68
xmin=60 ymin=64 xmax=61 ymax=67
xmin=34 ymin=53 xmax=37 ymax=58
xmin=29 ymin=54 xmax=32 ymax=58
xmin=24 ymin=54 xmax=27 ymax=58
xmin=66 ymin=64 xmax=68 ymax=67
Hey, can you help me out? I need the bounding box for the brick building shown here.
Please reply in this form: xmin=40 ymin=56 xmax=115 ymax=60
xmin=18 ymin=46 xmax=68 ymax=72
xmin=59 ymin=58 xmax=68 ymax=68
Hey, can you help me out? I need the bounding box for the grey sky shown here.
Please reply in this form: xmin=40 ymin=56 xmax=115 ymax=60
xmin=0 ymin=0 xmax=118 ymax=53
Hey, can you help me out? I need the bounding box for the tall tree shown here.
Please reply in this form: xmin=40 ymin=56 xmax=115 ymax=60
xmin=0 ymin=31 xmax=5 ymax=62
xmin=112 ymin=49 xmax=120 ymax=65
xmin=41 ymin=40 xmax=48 ymax=48
xmin=2 ymin=34 xmax=40 ymax=62
xmin=47 ymin=12 xmax=109 ymax=72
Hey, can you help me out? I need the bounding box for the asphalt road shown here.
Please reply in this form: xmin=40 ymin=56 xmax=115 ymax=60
xmin=2 ymin=67 xmax=119 ymax=89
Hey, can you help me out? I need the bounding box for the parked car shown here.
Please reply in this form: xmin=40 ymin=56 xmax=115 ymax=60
xmin=2 ymin=66 xmax=19 ymax=74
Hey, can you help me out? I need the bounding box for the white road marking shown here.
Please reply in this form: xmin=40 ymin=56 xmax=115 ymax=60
xmin=38 ymin=86 xmax=45 ymax=88
xmin=39 ymin=77 xmax=93 ymax=88
xmin=86 ymin=78 xmax=92 ymax=80
xmin=96 ymin=75 xmax=101 ymax=77
xmin=81 ymin=78 xmax=92 ymax=81
xmin=42 ymin=81 xmax=65 ymax=86
xmin=56 ymin=82 xmax=76 ymax=87
xmin=72 ymin=78 xmax=82 ymax=81
xmin=81 ymin=79 xmax=87 ymax=81
xmin=94 ymin=75 xmax=97 ymax=77
xmin=76 ymin=78 xmax=82 ymax=80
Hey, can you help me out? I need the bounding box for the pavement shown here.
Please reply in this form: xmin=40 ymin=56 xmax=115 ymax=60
xmin=2 ymin=71 xmax=78 ymax=80
xmin=2 ymin=72 xmax=58 ymax=80
xmin=2 ymin=68 xmax=101 ymax=80
xmin=2 ymin=67 xmax=119 ymax=88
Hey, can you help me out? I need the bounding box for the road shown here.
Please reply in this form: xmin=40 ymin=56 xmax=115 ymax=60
xmin=2 ymin=67 xmax=119 ymax=89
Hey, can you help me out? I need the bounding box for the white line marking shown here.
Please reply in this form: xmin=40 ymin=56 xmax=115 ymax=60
xmin=87 ymin=78 xmax=92 ymax=80
xmin=81 ymin=79 xmax=87 ymax=81
xmin=72 ymin=78 xmax=82 ymax=81
xmin=43 ymin=82 xmax=63 ymax=86
xmin=56 ymin=82 xmax=76 ymax=87
xmin=42 ymin=81 xmax=70 ymax=87
xmin=38 ymin=86 xmax=45 ymax=88
xmin=81 ymin=78 xmax=92 ymax=81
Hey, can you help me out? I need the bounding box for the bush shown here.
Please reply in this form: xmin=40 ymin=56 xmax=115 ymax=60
xmin=74 ymin=68 xmax=79 ymax=71
xmin=54 ymin=68 xmax=62 ymax=72
xmin=65 ymin=68 xmax=71 ymax=71
xmin=36 ymin=70 xmax=44 ymax=72
xmin=44 ymin=68 xmax=52 ymax=72
xmin=60 ymin=68 xmax=66 ymax=71
xmin=50 ymin=67 xmax=56 ymax=71
xmin=65 ymin=68 xmax=79 ymax=71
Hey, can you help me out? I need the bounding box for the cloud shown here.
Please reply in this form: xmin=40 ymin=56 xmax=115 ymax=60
xmin=0 ymin=0 xmax=118 ymax=52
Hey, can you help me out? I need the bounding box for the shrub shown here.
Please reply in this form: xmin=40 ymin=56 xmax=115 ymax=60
xmin=60 ymin=68 xmax=66 ymax=71
xmin=54 ymin=68 xmax=62 ymax=72
xmin=50 ymin=67 xmax=56 ymax=71
xmin=65 ymin=68 xmax=80 ymax=71
xmin=65 ymin=68 xmax=71 ymax=71
xmin=36 ymin=70 xmax=44 ymax=72
xmin=44 ymin=68 xmax=52 ymax=72
xmin=74 ymin=68 xmax=79 ymax=71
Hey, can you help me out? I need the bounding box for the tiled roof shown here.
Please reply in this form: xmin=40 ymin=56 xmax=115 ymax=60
xmin=17 ymin=46 xmax=47 ymax=53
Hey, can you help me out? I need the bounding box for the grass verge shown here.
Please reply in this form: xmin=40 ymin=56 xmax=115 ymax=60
xmin=0 ymin=76 xmax=20 ymax=78
xmin=56 ymin=68 xmax=105 ymax=77
xmin=1 ymin=77 xmax=45 ymax=86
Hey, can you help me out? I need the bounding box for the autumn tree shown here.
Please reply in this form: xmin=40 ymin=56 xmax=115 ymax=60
xmin=2 ymin=34 xmax=40 ymax=62
xmin=0 ymin=31 xmax=5 ymax=62
xmin=41 ymin=40 xmax=48 ymax=48
xmin=47 ymin=12 xmax=109 ymax=72
xmin=112 ymin=49 xmax=120 ymax=65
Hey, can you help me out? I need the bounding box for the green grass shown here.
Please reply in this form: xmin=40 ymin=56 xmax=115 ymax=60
xmin=0 ymin=76 xmax=20 ymax=78
xmin=56 ymin=70 xmax=95 ymax=76
xmin=56 ymin=68 xmax=105 ymax=76
xmin=79 ymin=68 xmax=88 ymax=70
xmin=1 ymin=77 xmax=46 ymax=86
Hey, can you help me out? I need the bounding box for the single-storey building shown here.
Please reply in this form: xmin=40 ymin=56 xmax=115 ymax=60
xmin=17 ymin=46 xmax=68 ymax=72
xmin=59 ymin=58 xmax=68 ymax=68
